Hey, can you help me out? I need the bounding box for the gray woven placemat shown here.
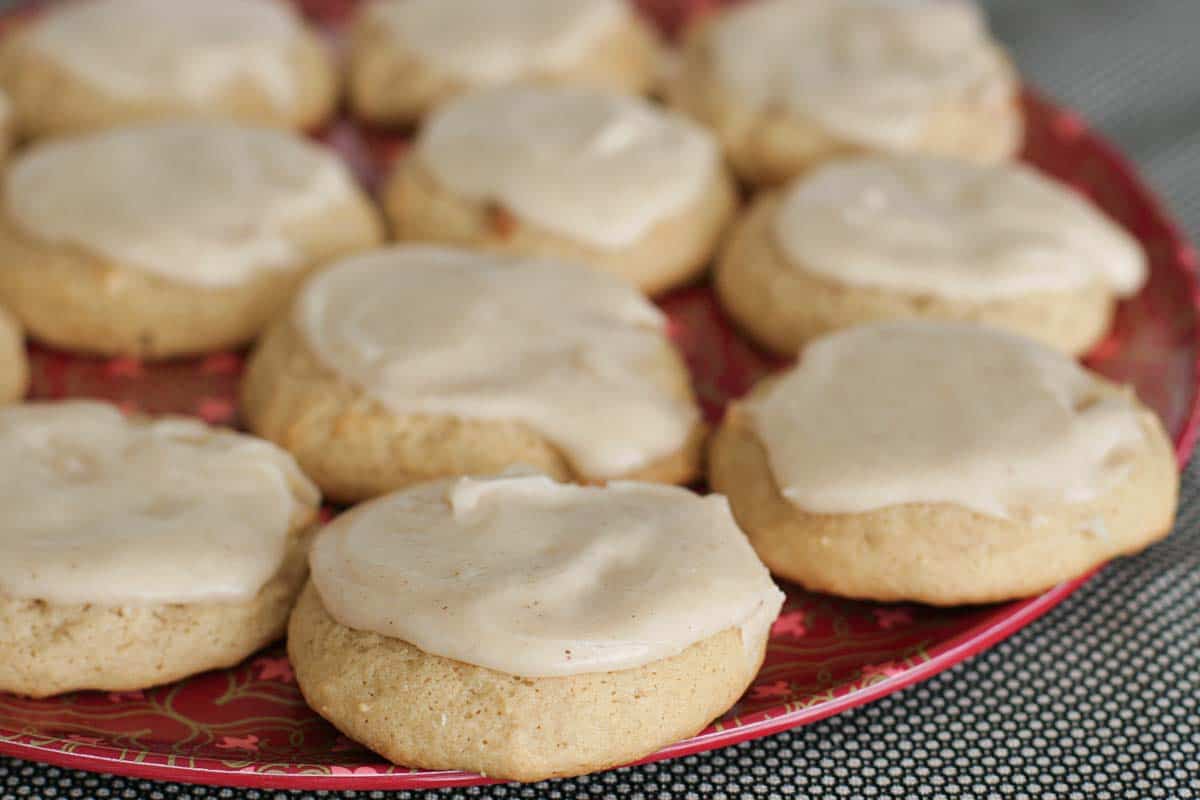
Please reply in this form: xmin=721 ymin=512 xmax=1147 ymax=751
xmin=5 ymin=0 xmax=1200 ymax=797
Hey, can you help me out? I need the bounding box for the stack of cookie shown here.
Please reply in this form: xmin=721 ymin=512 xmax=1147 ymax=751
xmin=0 ymin=0 xmax=1180 ymax=783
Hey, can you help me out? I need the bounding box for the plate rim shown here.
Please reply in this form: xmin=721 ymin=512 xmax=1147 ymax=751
xmin=1 ymin=90 xmax=1198 ymax=790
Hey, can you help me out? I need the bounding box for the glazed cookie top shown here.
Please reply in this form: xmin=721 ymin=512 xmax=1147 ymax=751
xmin=310 ymin=472 xmax=784 ymax=677
xmin=4 ymin=122 xmax=359 ymax=287
xmin=364 ymin=0 xmax=629 ymax=83
xmin=704 ymin=0 xmax=1015 ymax=150
xmin=414 ymin=86 xmax=719 ymax=249
xmin=0 ymin=401 xmax=318 ymax=606
xmin=745 ymin=321 xmax=1152 ymax=519
xmin=297 ymin=246 xmax=698 ymax=479
xmin=21 ymin=0 xmax=310 ymax=110
xmin=772 ymin=157 xmax=1147 ymax=300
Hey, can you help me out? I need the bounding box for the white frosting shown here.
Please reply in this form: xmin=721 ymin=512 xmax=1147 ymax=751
xmin=367 ymin=0 xmax=628 ymax=82
xmin=772 ymin=157 xmax=1147 ymax=300
xmin=310 ymin=473 xmax=784 ymax=677
xmin=0 ymin=401 xmax=319 ymax=606
xmin=746 ymin=321 xmax=1150 ymax=519
xmin=26 ymin=0 xmax=307 ymax=110
xmin=707 ymin=0 xmax=1016 ymax=149
xmin=296 ymin=246 xmax=697 ymax=479
xmin=5 ymin=122 xmax=358 ymax=288
xmin=416 ymin=86 xmax=719 ymax=249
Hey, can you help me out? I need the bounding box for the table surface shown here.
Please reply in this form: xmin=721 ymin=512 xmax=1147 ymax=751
xmin=5 ymin=0 xmax=1200 ymax=798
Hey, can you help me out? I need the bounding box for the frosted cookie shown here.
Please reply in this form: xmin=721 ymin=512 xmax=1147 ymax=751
xmin=716 ymin=156 xmax=1147 ymax=356
xmin=709 ymin=322 xmax=1178 ymax=606
xmin=349 ymin=0 xmax=659 ymax=126
xmin=241 ymin=246 xmax=705 ymax=503
xmin=0 ymin=0 xmax=336 ymax=138
xmin=0 ymin=401 xmax=320 ymax=698
xmin=384 ymin=86 xmax=735 ymax=294
xmin=0 ymin=306 xmax=27 ymax=404
xmin=290 ymin=473 xmax=783 ymax=780
xmin=0 ymin=122 xmax=383 ymax=359
xmin=666 ymin=0 xmax=1022 ymax=186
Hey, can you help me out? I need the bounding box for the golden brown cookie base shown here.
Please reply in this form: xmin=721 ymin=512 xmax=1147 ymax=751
xmin=0 ymin=28 xmax=338 ymax=138
xmin=288 ymin=582 xmax=764 ymax=781
xmin=715 ymin=191 xmax=1116 ymax=357
xmin=349 ymin=10 xmax=661 ymax=127
xmin=383 ymin=157 xmax=738 ymax=295
xmin=0 ymin=305 xmax=27 ymax=404
xmin=0 ymin=199 xmax=382 ymax=359
xmin=0 ymin=521 xmax=316 ymax=698
xmin=241 ymin=318 xmax=706 ymax=504
xmin=666 ymin=19 xmax=1024 ymax=186
xmin=709 ymin=385 xmax=1179 ymax=606
xmin=0 ymin=108 xmax=10 ymax=162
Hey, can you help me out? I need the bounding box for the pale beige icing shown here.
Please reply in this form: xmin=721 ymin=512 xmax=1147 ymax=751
xmin=297 ymin=246 xmax=697 ymax=479
xmin=26 ymin=0 xmax=306 ymax=110
xmin=5 ymin=122 xmax=358 ymax=288
xmin=367 ymin=0 xmax=628 ymax=82
xmin=416 ymin=86 xmax=719 ymax=249
xmin=773 ymin=157 xmax=1147 ymax=300
xmin=310 ymin=472 xmax=784 ymax=677
xmin=747 ymin=321 xmax=1150 ymax=519
xmin=0 ymin=401 xmax=318 ymax=606
xmin=708 ymin=0 xmax=1016 ymax=149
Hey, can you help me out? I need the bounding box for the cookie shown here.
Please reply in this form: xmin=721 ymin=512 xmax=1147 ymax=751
xmin=384 ymin=86 xmax=736 ymax=295
xmin=666 ymin=0 xmax=1022 ymax=186
xmin=241 ymin=246 xmax=705 ymax=504
xmin=0 ymin=0 xmax=337 ymax=138
xmin=710 ymin=322 xmax=1179 ymax=606
xmin=0 ymin=305 xmax=27 ymax=404
xmin=715 ymin=156 xmax=1146 ymax=356
xmin=289 ymin=473 xmax=783 ymax=780
xmin=349 ymin=0 xmax=659 ymax=126
xmin=0 ymin=122 xmax=382 ymax=359
xmin=0 ymin=401 xmax=320 ymax=698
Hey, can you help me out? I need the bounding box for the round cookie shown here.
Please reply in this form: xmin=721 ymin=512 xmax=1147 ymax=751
xmin=241 ymin=246 xmax=705 ymax=504
xmin=0 ymin=0 xmax=337 ymax=139
xmin=666 ymin=0 xmax=1022 ymax=186
xmin=0 ymin=401 xmax=320 ymax=698
xmin=385 ymin=86 xmax=736 ymax=295
xmin=289 ymin=474 xmax=783 ymax=780
xmin=0 ymin=306 xmax=27 ymax=404
xmin=349 ymin=0 xmax=659 ymax=126
xmin=715 ymin=156 xmax=1147 ymax=356
xmin=709 ymin=321 xmax=1179 ymax=606
xmin=0 ymin=122 xmax=383 ymax=359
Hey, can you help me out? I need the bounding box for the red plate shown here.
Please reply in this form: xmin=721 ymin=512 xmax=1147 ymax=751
xmin=1 ymin=0 xmax=1198 ymax=790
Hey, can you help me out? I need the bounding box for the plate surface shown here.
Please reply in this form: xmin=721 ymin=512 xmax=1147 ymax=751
xmin=1 ymin=0 xmax=1198 ymax=790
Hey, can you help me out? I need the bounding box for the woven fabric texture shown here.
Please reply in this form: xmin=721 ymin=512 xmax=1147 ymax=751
xmin=4 ymin=0 xmax=1200 ymax=797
